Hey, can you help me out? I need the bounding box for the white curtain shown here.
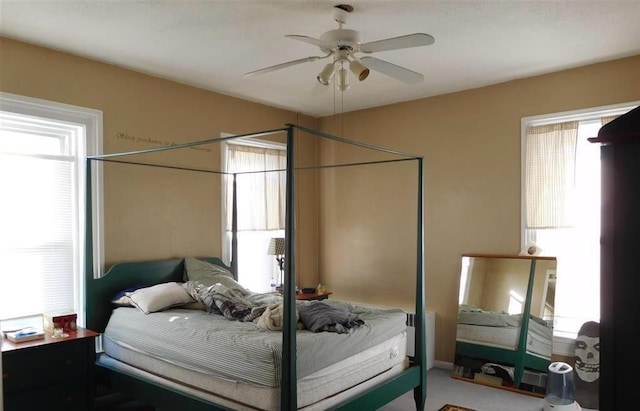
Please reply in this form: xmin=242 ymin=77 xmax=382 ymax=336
xmin=225 ymin=144 xmax=286 ymax=231
xmin=525 ymin=121 xmax=579 ymax=229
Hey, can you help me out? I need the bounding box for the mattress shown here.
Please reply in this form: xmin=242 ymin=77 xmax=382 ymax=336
xmin=456 ymin=321 xmax=552 ymax=358
xmin=103 ymin=300 xmax=407 ymax=407
xmin=101 ymin=331 xmax=407 ymax=410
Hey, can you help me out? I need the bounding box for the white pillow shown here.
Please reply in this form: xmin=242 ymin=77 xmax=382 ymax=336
xmin=128 ymin=282 xmax=195 ymax=314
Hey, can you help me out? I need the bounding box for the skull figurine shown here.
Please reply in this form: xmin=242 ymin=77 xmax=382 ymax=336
xmin=574 ymin=321 xmax=600 ymax=409
xmin=574 ymin=321 xmax=600 ymax=383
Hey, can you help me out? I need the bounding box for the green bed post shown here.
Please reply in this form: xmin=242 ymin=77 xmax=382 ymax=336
xmin=514 ymin=258 xmax=537 ymax=387
xmin=414 ymin=157 xmax=427 ymax=410
xmin=84 ymin=158 xmax=95 ymax=331
xmin=231 ymin=173 xmax=239 ymax=280
xmin=281 ymin=125 xmax=297 ymax=411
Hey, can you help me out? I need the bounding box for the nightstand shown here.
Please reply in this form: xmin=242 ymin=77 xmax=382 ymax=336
xmin=296 ymin=292 xmax=332 ymax=301
xmin=2 ymin=326 xmax=99 ymax=411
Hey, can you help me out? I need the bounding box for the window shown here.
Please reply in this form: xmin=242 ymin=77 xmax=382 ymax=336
xmin=221 ymin=137 xmax=286 ymax=292
xmin=507 ymin=290 xmax=524 ymax=316
xmin=521 ymin=102 xmax=637 ymax=339
xmin=458 ymin=256 xmax=472 ymax=305
xmin=0 ymin=92 xmax=102 ymax=330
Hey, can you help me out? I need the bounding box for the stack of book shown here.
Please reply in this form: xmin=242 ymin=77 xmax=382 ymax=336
xmin=2 ymin=327 xmax=45 ymax=343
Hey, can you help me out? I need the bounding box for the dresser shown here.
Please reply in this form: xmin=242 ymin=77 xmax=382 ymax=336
xmin=2 ymin=327 xmax=98 ymax=411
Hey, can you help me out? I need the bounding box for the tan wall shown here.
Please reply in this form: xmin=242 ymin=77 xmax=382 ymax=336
xmin=481 ymin=258 xmax=530 ymax=313
xmin=319 ymin=55 xmax=640 ymax=362
xmin=0 ymin=37 xmax=320 ymax=287
xmin=466 ymin=259 xmax=487 ymax=308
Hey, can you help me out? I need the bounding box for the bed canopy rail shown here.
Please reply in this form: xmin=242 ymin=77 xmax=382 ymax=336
xmin=84 ymin=124 xmax=426 ymax=410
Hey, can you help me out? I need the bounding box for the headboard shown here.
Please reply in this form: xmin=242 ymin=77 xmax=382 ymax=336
xmin=85 ymin=257 xmax=229 ymax=333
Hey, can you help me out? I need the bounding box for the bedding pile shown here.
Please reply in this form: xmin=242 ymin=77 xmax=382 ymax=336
xmin=117 ymin=257 xmax=365 ymax=334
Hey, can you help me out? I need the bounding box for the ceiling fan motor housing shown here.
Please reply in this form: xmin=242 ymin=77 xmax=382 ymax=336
xmin=319 ymin=29 xmax=361 ymax=53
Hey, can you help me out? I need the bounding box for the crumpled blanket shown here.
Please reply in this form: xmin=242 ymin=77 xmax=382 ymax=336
xmin=297 ymin=301 xmax=364 ymax=334
xmin=255 ymin=303 xmax=303 ymax=331
xmin=184 ymin=280 xmax=365 ymax=333
xmin=184 ymin=281 xmax=268 ymax=322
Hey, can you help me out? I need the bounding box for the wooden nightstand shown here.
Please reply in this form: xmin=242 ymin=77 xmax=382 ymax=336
xmin=295 ymin=292 xmax=332 ymax=301
xmin=2 ymin=326 xmax=99 ymax=411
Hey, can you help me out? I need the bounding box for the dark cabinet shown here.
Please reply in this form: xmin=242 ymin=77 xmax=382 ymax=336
xmin=590 ymin=105 xmax=640 ymax=411
xmin=2 ymin=327 xmax=98 ymax=411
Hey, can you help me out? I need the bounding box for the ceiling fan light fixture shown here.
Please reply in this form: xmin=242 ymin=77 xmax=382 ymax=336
xmin=317 ymin=63 xmax=336 ymax=85
xmin=349 ymin=59 xmax=370 ymax=81
xmin=337 ymin=67 xmax=350 ymax=91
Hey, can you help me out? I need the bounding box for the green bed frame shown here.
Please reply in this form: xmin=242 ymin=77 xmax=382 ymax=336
xmin=84 ymin=124 xmax=427 ymax=410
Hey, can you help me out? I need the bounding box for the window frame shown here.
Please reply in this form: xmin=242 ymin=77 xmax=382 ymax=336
xmin=520 ymin=101 xmax=640 ymax=246
xmin=520 ymin=100 xmax=639 ymax=355
xmin=219 ymin=134 xmax=286 ymax=291
xmin=0 ymin=92 xmax=104 ymax=327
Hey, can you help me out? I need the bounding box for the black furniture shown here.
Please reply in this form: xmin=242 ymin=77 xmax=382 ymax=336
xmin=2 ymin=327 xmax=98 ymax=411
xmin=589 ymin=105 xmax=640 ymax=411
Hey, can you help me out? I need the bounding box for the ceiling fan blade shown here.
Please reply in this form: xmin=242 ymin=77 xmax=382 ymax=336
xmin=360 ymin=56 xmax=424 ymax=84
xmin=360 ymin=33 xmax=435 ymax=53
xmin=285 ymin=35 xmax=332 ymax=49
xmin=244 ymin=56 xmax=321 ymax=77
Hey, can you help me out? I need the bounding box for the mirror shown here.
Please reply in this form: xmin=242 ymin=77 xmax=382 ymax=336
xmin=453 ymin=254 xmax=557 ymax=396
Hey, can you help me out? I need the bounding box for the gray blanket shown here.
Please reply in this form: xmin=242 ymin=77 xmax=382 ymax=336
xmin=298 ymin=301 xmax=364 ymax=333
xmin=184 ymin=280 xmax=364 ymax=333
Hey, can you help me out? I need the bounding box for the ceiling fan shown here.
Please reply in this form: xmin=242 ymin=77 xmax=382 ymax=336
xmin=244 ymin=4 xmax=435 ymax=91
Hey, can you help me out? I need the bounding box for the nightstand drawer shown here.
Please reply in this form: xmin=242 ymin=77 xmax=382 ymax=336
xmin=4 ymin=378 xmax=88 ymax=411
xmin=3 ymin=339 xmax=88 ymax=393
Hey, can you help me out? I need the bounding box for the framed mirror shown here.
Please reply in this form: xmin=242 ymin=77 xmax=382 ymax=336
xmin=453 ymin=254 xmax=557 ymax=396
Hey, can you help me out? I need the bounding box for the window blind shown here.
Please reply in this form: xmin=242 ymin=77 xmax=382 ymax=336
xmin=525 ymin=121 xmax=579 ymax=229
xmin=0 ymin=117 xmax=79 ymax=321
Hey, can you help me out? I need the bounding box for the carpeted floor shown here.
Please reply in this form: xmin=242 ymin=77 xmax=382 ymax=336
xmin=381 ymin=367 xmax=545 ymax=411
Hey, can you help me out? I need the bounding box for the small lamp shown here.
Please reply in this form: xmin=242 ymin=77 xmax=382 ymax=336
xmin=267 ymin=237 xmax=285 ymax=287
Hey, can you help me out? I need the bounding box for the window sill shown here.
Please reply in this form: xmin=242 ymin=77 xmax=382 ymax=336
xmin=552 ymin=335 xmax=575 ymax=356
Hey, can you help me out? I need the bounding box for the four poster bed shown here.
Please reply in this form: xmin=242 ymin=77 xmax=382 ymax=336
xmin=84 ymin=124 xmax=427 ymax=410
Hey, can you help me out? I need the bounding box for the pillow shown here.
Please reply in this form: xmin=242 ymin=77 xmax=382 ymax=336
xmin=183 ymin=257 xmax=233 ymax=283
xmin=128 ymin=282 xmax=195 ymax=314
xmin=111 ymin=285 xmax=146 ymax=307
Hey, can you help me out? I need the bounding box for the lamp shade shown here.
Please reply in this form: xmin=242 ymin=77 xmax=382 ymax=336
xmin=267 ymin=237 xmax=285 ymax=255
xmin=317 ymin=63 xmax=336 ymax=86
xmin=349 ymin=59 xmax=370 ymax=81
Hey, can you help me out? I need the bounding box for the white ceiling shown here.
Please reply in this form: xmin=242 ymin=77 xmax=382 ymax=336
xmin=1 ymin=0 xmax=639 ymax=117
